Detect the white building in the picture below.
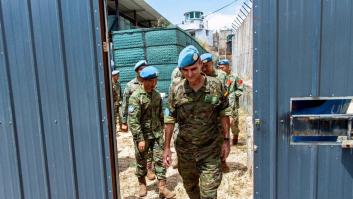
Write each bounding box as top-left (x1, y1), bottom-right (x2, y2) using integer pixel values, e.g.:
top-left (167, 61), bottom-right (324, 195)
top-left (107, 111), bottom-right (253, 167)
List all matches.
top-left (178, 11), bottom-right (214, 47)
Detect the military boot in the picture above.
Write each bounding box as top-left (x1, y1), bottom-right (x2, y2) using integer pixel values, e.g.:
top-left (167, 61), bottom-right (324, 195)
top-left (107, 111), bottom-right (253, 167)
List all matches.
top-left (221, 160), bottom-right (230, 173)
top-left (232, 135), bottom-right (239, 145)
top-left (138, 177), bottom-right (147, 197)
top-left (158, 180), bottom-right (176, 199)
top-left (146, 161), bottom-right (156, 180)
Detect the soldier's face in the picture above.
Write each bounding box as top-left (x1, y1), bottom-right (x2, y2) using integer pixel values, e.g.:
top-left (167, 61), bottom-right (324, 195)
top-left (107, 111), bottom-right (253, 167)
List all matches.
top-left (142, 78), bottom-right (157, 92)
top-left (181, 60), bottom-right (202, 83)
top-left (112, 75), bottom-right (118, 82)
top-left (219, 64), bottom-right (230, 74)
top-left (202, 61), bottom-right (214, 75)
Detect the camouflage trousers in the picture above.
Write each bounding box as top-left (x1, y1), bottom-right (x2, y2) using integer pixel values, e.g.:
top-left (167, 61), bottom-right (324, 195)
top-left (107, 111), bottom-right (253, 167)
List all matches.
top-left (134, 137), bottom-right (166, 180)
top-left (230, 110), bottom-right (239, 136)
top-left (113, 102), bottom-right (121, 127)
top-left (177, 149), bottom-right (222, 199)
top-left (230, 98), bottom-right (240, 136)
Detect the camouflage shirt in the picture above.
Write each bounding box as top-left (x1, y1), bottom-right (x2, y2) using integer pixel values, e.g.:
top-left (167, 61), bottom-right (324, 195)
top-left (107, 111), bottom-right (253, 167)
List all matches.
top-left (170, 67), bottom-right (183, 87)
top-left (128, 86), bottom-right (164, 142)
top-left (209, 69), bottom-right (227, 88)
top-left (121, 78), bottom-right (141, 124)
top-left (225, 73), bottom-right (244, 107)
top-left (165, 76), bottom-right (229, 159)
top-left (112, 80), bottom-right (122, 105)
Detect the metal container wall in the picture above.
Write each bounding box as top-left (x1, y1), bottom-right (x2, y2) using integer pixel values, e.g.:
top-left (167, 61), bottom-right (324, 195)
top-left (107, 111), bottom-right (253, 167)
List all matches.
top-left (254, 0), bottom-right (353, 198)
top-left (0, 0), bottom-right (113, 199)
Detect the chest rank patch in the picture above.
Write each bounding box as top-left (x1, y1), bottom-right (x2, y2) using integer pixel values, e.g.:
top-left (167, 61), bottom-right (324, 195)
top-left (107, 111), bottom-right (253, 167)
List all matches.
top-left (204, 95), bottom-right (219, 105)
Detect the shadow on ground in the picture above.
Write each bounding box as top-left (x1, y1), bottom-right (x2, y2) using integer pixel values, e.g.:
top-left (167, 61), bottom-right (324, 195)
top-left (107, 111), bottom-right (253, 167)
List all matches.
top-left (223, 162), bottom-right (248, 176)
top-left (118, 157), bottom-right (136, 173)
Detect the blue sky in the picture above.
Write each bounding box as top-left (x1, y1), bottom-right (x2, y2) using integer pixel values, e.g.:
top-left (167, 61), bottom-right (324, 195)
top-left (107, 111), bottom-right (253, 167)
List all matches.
top-left (145, 0), bottom-right (247, 30)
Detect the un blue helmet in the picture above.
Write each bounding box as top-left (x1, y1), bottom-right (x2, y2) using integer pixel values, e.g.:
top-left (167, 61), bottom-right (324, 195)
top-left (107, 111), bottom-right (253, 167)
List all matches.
top-left (178, 45), bottom-right (199, 69)
top-left (112, 70), bottom-right (120, 76)
top-left (200, 53), bottom-right (213, 63)
top-left (134, 60), bottom-right (148, 71)
top-left (217, 59), bottom-right (230, 66)
top-left (139, 66), bottom-right (159, 80)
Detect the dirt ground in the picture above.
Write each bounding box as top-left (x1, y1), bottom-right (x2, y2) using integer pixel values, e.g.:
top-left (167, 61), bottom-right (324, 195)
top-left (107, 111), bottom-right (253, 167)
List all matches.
top-left (116, 113), bottom-right (253, 199)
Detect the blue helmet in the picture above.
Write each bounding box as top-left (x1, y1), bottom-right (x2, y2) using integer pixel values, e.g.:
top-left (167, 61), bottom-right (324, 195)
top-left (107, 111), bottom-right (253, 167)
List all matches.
top-left (111, 70), bottom-right (120, 76)
top-left (134, 60), bottom-right (148, 71)
top-left (139, 66), bottom-right (159, 80)
top-left (217, 59), bottom-right (230, 66)
top-left (200, 53), bottom-right (213, 63)
top-left (178, 45), bottom-right (199, 69)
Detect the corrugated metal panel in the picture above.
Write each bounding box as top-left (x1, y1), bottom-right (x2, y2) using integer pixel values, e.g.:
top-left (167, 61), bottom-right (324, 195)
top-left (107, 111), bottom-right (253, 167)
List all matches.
top-left (253, 0), bottom-right (278, 198)
top-left (318, 1), bottom-right (353, 199)
top-left (0, 0), bottom-right (113, 199)
top-left (254, 0), bottom-right (353, 199)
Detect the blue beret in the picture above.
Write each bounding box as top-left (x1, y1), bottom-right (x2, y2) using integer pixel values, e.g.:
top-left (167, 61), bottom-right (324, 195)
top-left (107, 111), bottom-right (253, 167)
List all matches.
top-left (200, 53), bottom-right (213, 63)
top-left (178, 45), bottom-right (199, 69)
top-left (112, 70), bottom-right (120, 75)
top-left (140, 66), bottom-right (159, 80)
top-left (134, 60), bottom-right (148, 71)
top-left (218, 59), bottom-right (230, 66)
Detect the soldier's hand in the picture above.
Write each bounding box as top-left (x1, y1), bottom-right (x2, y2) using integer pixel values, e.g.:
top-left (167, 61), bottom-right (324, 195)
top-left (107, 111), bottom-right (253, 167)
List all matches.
top-left (138, 141), bottom-right (146, 152)
top-left (221, 141), bottom-right (231, 161)
top-left (121, 124), bottom-right (128, 132)
top-left (163, 148), bottom-right (172, 168)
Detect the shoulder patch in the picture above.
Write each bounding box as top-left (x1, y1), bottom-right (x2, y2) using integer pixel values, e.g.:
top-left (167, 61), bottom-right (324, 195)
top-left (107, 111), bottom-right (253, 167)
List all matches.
top-left (128, 105), bottom-right (135, 114)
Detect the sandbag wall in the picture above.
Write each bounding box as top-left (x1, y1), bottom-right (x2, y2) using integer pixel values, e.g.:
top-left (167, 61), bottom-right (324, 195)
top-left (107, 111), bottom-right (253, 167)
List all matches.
top-left (112, 27), bottom-right (207, 94)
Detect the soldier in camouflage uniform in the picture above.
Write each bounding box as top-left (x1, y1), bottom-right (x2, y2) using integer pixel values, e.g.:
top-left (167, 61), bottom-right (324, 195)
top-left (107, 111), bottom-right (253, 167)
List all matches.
top-left (200, 53), bottom-right (227, 87)
top-left (163, 46), bottom-right (231, 199)
top-left (121, 60), bottom-right (156, 180)
top-left (121, 60), bottom-right (146, 131)
top-left (128, 66), bottom-right (175, 198)
top-left (218, 59), bottom-right (244, 145)
top-left (112, 70), bottom-right (122, 130)
top-left (201, 54), bottom-right (233, 173)
top-left (168, 67), bottom-right (184, 169)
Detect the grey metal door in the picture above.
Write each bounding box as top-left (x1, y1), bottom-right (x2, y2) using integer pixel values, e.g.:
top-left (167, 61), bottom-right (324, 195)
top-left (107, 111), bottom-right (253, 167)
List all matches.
top-left (254, 0), bottom-right (353, 199)
top-left (0, 0), bottom-right (113, 198)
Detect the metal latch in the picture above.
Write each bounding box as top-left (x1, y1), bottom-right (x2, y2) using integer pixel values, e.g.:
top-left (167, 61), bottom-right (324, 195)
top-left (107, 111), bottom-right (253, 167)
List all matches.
top-left (255, 118), bottom-right (261, 127)
top-left (341, 140), bottom-right (353, 148)
top-left (347, 118), bottom-right (352, 140)
top-left (342, 118), bottom-right (353, 148)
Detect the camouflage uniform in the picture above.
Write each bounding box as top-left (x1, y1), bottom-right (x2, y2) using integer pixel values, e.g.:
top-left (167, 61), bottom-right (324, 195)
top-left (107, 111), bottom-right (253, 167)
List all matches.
top-left (165, 76), bottom-right (229, 199)
top-left (122, 77), bottom-right (155, 172)
top-left (112, 80), bottom-right (122, 126)
top-left (128, 86), bottom-right (166, 180)
top-left (121, 78), bottom-right (141, 124)
top-left (171, 67), bottom-right (183, 85)
top-left (169, 67), bottom-right (184, 143)
top-left (225, 74), bottom-right (244, 137)
top-left (206, 68), bottom-right (229, 132)
top-left (208, 69), bottom-right (227, 88)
